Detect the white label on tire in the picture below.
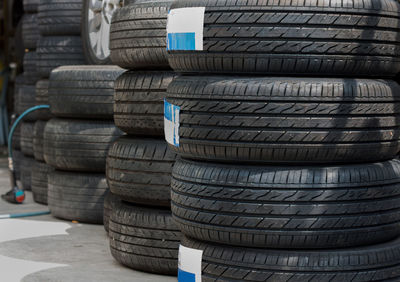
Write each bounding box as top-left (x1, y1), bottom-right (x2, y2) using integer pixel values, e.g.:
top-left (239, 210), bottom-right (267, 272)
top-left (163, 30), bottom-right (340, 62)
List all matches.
top-left (164, 99), bottom-right (180, 147)
top-left (178, 245), bottom-right (203, 282)
top-left (167, 7), bottom-right (205, 51)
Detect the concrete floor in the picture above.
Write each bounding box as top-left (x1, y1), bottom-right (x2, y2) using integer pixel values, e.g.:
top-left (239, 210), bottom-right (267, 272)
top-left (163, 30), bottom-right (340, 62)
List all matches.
top-left (0, 158), bottom-right (177, 282)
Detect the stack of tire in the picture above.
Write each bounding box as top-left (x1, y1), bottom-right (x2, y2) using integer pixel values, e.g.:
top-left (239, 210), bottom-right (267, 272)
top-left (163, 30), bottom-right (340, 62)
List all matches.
top-left (15, 0), bottom-right (41, 193)
top-left (43, 65), bottom-right (123, 223)
top-left (164, 1), bottom-right (400, 281)
top-left (105, 0), bottom-right (181, 275)
top-left (29, 0), bottom-right (86, 205)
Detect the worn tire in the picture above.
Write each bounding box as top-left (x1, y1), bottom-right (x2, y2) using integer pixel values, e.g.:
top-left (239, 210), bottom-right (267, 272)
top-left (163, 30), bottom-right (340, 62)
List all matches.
top-left (49, 66), bottom-right (124, 119)
top-left (23, 52), bottom-right (40, 84)
top-left (38, 0), bottom-right (82, 35)
top-left (22, 14), bottom-right (39, 50)
top-left (15, 84), bottom-right (37, 121)
top-left (21, 155), bottom-right (34, 191)
top-left (13, 150), bottom-right (23, 181)
top-left (12, 126), bottom-right (21, 150)
top-left (172, 158), bottom-right (400, 249)
top-left (114, 70), bottom-right (175, 135)
top-left (44, 118), bottom-right (122, 172)
top-left (110, 0), bottom-right (172, 69)
top-left (35, 79), bottom-right (52, 120)
top-left (103, 192), bottom-right (119, 233)
top-left (33, 120), bottom-right (46, 161)
top-left (24, 0), bottom-right (39, 12)
top-left (106, 137), bottom-right (176, 207)
top-left (182, 236), bottom-right (400, 282)
top-left (166, 76), bottom-right (400, 164)
top-left (168, 0), bottom-right (400, 76)
top-left (31, 161), bottom-right (53, 205)
top-left (48, 170), bottom-right (108, 224)
top-left (109, 200), bottom-right (180, 275)
top-left (37, 36), bottom-right (85, 78)
top-left (20, 121), bottom-right (34, 157)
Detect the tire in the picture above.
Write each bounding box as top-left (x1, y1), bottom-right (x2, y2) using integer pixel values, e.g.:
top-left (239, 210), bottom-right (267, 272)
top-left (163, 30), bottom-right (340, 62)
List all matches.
top-left (15, 84), bottom-right (37, 121)
top-left (20, 121), bottom-right (34, 157)
top-left (110, 0), bottom-right (172, 69)
top-left (22, 14), bottom-right (39, 50)
top-left (49, 66), bottom-right (124, 119)
top-left (14, 74), bottom-right (24, 108)
top-left (166, 76), bottom-right (400, 164)
top-left (167, 0), bottom-right (400, 77)
top-left (37, 36), bottom-right (85, 78)
top-left (172, 158), bottom-right (400, 249)
top-left (21, 155), bottom-right (34, 191)
top-left (24, 0), bottom-right (39, 13)
top-left (48, 170), bottom-right (108, 224)
top-left (35, 79), bottom-right (52, 120)
top-left (33, 120), bottom-right (46, 161)
top-left (31, 161), bottom-right (53, 205)
top-left (14, 20), bottom-right (25, 67)
top-left (109, 200), bottom-right (180, 275)
top-left (23, 52), bottom-right (40, 84)
top-left (182, 236), bottom-right (400, 282)
top-left (114, 70), bottom-right (176, 135)
top-left (81, 0), bottom-right (122, 65)
top-left (44, 118), bottom-right (122, 172)
top-left (38, 0), bottom-right (82, 36)
top-left (13, 150), bottom-right (23, 181)
top-left (106, 137), bottom-right (176, 207)
top-left (12, 126), bottom-right (21, 150)
top-left (103, 192), bottom-right (119, 233)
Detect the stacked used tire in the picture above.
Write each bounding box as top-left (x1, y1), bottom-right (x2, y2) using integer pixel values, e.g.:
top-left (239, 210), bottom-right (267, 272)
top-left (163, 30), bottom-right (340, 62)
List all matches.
top-left (43, 66), bottom-right (123, 223)
top-left (165, 1), bottom-right (400, 281)
top-left (106, 0), bottom-right (181, 275)
top-left (28, 0), bottom-right (85, 204)
top-left (15, 0), bottom-right (41, 193)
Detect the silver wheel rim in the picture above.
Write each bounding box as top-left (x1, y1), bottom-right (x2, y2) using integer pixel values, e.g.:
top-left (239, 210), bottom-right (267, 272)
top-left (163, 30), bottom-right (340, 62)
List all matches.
top-left (88, 0), bottom-right (122, 60)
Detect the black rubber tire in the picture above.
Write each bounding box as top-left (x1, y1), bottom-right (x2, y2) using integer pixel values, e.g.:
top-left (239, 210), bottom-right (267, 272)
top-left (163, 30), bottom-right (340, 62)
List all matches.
top-left (49, 65), bottom-right (124, 119)
top-left (109, 200), bottom-right (181, 275)
top-left (103, 191), bottom-right (119, 233)
top-left (14, 74), bottom-right (25, 109)
top-left (13, 150), bottom-right (23, 181)
top-left (182, 236), bottom-right (400, 282)
top-left (166, 76), bottom-right (400, 164)
top-left (20, 121), bottom-right (34, 157)
top-left (12, 125), bottom-right (21, 150)
top-left (31, 160), bottom-right (53, 205)
top-left (33, 120), bottom-right (46, 161)
top-left (81, 0), bottom-right (122, 65)
top-left (48, 170), bottom-right (108, 224)
top-left (114, 70), bottom-right (176, 135)
top-left (168, 0), bottom-right (400, 77)
top-left (21, 155), bottom-right (34, 191)
top-left (44, 118), bottom-right (122, 172)
top-left (37, 36), bottom-right (85, 78)
top-left (106, 136), bottom-right (176, 207)
top-left (110, 0), bottom-right (172, 69)
top-left (24, 0), bottom-right (39, 13)
top-left (22, 14), bottom-right (39, 50)
top-left (35, 79), bottom-right (52, 120)
top-left (38, 0), bottom-right (82, 36)
top-left (172, 158), bottom-right (400, 249)
top-left (15, 84), bottom-right (37, 121)
top-left (23, 52), bottom-right (40, 84)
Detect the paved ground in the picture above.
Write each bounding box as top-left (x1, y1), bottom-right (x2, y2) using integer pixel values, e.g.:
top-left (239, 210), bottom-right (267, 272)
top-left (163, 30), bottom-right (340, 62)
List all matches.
top-left (0, 157), bottom-right (177, 282)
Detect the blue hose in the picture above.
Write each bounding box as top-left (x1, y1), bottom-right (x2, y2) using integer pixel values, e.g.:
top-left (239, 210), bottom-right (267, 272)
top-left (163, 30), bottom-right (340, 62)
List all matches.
top-left (8, 105), bottom-right (50, 159)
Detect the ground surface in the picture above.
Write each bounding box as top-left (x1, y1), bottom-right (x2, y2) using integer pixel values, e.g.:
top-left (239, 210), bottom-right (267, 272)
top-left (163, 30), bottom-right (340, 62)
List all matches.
top-left (0, 157), bottom-right (177, 282)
